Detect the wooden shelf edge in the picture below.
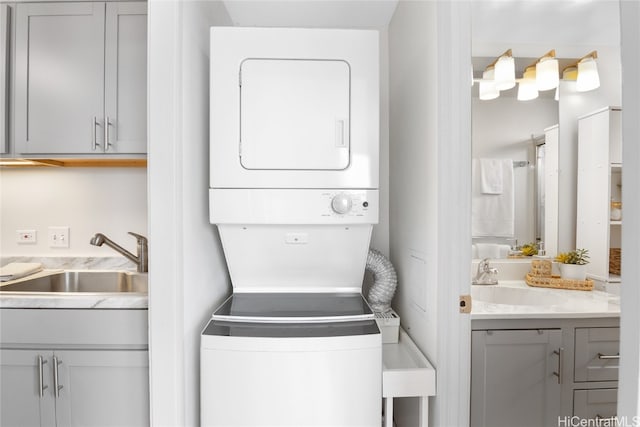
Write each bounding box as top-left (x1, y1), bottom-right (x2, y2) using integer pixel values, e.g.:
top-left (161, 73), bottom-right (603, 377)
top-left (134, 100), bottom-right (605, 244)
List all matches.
top-left (1, 158), bottom-right (147, 168)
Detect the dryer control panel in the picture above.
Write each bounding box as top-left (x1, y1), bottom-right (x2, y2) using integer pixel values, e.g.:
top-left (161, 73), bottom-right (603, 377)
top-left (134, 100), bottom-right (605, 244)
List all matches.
top-left (324, 191), bottom-right (371, 217)
top-left (210, 189), bottom-right (379, 224)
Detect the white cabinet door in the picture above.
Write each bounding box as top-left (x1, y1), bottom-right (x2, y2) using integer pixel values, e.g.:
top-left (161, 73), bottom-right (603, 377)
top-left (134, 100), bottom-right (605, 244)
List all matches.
top-left (104, 2), bottom-right (147, 154)
top-left (14, 2), bottom-right (105, 154)
top-left (54, 350), bottom-right (149, 427)
top-left (471, 329), bottom-right (563, 427)
top-left (0, 4), bottom-right (9, 154)
top-left (0, 349), bottom-right (56, 427)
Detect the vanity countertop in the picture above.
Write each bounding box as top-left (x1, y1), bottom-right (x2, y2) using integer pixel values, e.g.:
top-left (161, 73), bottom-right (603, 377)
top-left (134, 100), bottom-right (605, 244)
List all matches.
top-left (471, 280), bottom-right (620, 320)
top-left (0, 269), bottom-right (148, 309)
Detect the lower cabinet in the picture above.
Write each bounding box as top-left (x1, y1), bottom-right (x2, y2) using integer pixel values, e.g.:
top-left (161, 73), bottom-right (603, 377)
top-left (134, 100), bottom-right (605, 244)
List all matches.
top-left (470, 329), bottom-right (562, 427)
top-left (573, 389), bottom-right (618, 420)
top-left (471, 319), bottom-right (620, 426)
top-left (1, 349), bottom-right (149, 427)
top-left (0, 309), bottom-right (149, 427)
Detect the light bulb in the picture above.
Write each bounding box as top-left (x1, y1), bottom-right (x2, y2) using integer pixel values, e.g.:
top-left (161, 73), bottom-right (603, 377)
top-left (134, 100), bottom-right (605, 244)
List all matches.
top-left (536, 57), bottom-right (559, 91)
top-left (576, 57), bottom-right (600, 92)
top-left (517, 79), bottom-right (538, 101)
top-left (479, 67), bottom-right (499, 100)
top-left (494, 55), bottom-right (516, 91)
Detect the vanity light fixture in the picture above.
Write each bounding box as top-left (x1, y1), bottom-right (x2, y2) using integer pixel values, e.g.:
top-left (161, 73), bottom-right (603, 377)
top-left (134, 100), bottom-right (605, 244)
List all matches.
top-left (563, 51), bottom-right (600, 92)
top-left (492, 49), bottom-right (516, 91)
top-left (517, 65), bottom-right (539, 101)
top-left (479, 66), bottom-right (499, 100)
top-left (535, 49), bottom-right (559, 91)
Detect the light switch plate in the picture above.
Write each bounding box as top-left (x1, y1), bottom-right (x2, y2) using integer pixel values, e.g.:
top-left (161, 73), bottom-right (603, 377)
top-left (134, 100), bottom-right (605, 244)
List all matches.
top-left (48, 226), bottom-right (70, 248)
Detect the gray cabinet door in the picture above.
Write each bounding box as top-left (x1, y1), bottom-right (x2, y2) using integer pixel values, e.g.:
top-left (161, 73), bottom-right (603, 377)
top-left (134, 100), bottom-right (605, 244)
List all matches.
top-left (14, 2), bottom-right (105, 154)
top-left (54, 350), bottom-right (150, 427)
top-left (471, 329), bottom-right (562, 427)
top-left (104, 2), bottom-right (147, 154)
top-left (0, 349), bottom-right (56, 427)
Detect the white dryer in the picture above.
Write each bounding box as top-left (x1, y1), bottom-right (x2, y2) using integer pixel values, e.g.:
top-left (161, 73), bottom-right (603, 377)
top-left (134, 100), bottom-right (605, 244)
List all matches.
top-left (202, 27), bottom-right (381, 427)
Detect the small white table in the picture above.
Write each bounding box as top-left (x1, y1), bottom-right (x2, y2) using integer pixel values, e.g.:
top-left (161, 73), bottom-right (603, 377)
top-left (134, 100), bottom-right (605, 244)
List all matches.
top-left (382, 329), bottom-right (436, 427)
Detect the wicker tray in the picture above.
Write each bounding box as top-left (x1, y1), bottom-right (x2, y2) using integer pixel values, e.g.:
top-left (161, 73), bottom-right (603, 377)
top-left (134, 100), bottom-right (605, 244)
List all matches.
top-left (525, 273), bottom-right (594, 291)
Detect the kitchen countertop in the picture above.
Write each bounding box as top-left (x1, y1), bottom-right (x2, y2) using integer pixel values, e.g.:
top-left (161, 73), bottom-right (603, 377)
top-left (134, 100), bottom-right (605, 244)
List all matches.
top-left (0, 269), bottom-right (148, 309)
top-left (471, 280), bottom-right (620, 320)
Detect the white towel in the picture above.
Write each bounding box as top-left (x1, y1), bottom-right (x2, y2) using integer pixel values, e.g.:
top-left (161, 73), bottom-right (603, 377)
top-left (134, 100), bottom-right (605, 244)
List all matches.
top-left (0, 262), bottom-right (43, 282)
top-left (479, 158), bottom-right (504, 194)
top-left (472, 159), bottom-right (515, 238)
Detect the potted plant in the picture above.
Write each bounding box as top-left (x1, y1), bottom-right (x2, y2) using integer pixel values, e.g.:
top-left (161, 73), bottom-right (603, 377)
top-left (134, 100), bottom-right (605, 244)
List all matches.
top-left (555, 249), bottom-right (590, 280)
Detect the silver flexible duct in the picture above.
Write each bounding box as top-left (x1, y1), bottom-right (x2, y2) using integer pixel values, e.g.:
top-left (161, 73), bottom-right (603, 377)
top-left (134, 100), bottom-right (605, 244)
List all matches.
top-left (365, 249), bottom-right (398, 313)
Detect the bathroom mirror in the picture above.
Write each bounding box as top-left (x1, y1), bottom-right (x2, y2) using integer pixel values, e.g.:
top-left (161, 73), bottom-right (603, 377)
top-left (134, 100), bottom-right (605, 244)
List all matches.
top-left (471, 1), bottom-right (622, 260)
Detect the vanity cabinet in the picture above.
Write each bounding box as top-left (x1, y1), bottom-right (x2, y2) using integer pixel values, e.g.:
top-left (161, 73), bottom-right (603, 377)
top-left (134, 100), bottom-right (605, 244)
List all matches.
top-left (573, 389), bottom-right (618, 419)
top-left (0, 309), bottom-right (149, 427)
top-left (576, 107), bottom-right (622, 285)
top-left (471, 319), bottom-right (620, 425)
top-left (13, 2), bottom-right (147, 155)
top-left (470, 329), bottom-right (562, 427)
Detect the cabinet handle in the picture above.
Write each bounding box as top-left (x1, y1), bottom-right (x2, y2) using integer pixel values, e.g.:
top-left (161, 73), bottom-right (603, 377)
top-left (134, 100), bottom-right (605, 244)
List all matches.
top-left (553, 347), bottom-right (564, 384)
top-left (104, 116), bottom-right (112, 152)
top-left (38, 355), bottom-right (48, 397)
top-left (53, 356), bottom-right (63, 398)
top-left (92, 117), bottom-right (100, 151)
top-left (598, 352), bottom-right (620, 360)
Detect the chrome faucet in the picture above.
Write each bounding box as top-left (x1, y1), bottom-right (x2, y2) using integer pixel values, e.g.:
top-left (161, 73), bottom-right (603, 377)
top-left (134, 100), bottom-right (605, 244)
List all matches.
top-left (90, 232), bottom-right (148, 273)
top-left (472, 258), bottom-right (498, 285)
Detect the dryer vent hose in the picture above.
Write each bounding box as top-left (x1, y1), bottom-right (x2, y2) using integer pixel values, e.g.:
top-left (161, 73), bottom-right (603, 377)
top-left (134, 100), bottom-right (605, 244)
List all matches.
top-left (365, 249), bottom-right (398, 313)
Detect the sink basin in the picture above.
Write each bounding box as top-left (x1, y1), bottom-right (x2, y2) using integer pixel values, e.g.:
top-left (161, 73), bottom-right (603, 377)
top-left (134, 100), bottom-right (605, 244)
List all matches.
top-left (0, 271), bottom-right (147, 294)
top-left (471, 285), bottom-right (568, 306)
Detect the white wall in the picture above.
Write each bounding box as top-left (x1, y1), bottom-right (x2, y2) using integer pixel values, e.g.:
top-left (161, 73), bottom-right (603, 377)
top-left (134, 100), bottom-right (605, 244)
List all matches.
top-left (147, 1), bottom-right (233, 426)
top-left (472, 96), bottom-right (558, 245)
top-left (0, 168), bottom-right (147, 256)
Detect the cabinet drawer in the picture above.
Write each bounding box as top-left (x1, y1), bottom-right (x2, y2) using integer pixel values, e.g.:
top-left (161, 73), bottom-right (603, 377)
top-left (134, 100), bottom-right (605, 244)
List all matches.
top-left (573, 389), bottom-right (617, 419)
top-left (575, 327), bottom-right (620, 382)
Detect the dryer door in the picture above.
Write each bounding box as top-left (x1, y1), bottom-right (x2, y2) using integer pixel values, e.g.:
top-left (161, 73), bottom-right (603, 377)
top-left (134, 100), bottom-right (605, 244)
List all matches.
top-left (239, 59), bottom-right (350, 170)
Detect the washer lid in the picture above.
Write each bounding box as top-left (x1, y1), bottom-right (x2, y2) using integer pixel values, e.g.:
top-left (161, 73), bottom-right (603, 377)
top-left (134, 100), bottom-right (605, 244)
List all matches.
top-left (212, 292), bottom-right (374, 324)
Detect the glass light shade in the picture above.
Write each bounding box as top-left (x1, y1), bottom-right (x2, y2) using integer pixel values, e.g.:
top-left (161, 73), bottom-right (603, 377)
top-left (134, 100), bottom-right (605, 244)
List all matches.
top-left (536, 57), bottom-right (559, 91)
top-left (517, 79), bottom-right (538, 101)
top-left (576, 58), bottom-right (600, 92)
top-left (494, 56), bottom-right (516, 91)
top-left (479, 68), bottom-right (499, 100)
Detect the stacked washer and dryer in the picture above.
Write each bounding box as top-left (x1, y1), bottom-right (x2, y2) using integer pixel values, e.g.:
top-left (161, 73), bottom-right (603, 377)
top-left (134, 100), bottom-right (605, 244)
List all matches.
top-left (201, 27), bottom-right (381, 426)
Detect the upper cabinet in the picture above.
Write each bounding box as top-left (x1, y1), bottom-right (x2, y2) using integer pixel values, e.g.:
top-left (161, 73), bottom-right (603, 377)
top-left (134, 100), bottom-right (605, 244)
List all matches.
top-left (13, 2), bottom-right (147, 155)
top-left (576, 107), bottom-right (622, 285)
top-left (0, 4), bottom-right (9, 154)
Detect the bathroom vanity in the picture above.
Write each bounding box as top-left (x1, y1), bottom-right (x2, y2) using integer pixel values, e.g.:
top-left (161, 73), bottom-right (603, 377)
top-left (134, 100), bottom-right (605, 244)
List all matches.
top-left (470, 281), bottom-right (620, 426)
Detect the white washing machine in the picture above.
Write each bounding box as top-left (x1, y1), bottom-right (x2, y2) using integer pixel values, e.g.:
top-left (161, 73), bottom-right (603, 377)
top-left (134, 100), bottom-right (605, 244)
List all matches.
top-left (202, 27), bottom-right (381, 426)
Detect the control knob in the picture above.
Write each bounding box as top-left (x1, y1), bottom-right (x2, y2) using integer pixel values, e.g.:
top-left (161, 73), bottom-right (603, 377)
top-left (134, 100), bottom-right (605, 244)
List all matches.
top-left (331, 193), bottom-right (353, 215)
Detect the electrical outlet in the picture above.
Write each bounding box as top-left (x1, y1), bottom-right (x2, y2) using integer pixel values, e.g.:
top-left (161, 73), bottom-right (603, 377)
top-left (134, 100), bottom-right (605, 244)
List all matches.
top-left (48, 226), bottom-right (70, 248)
top-left (16, 229), bottom-right (37, 244)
